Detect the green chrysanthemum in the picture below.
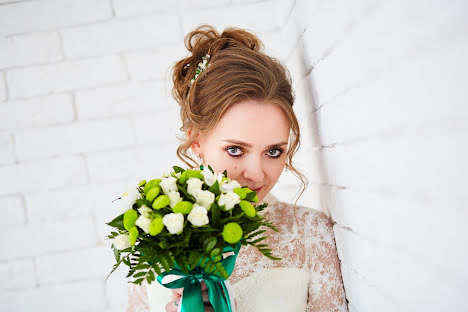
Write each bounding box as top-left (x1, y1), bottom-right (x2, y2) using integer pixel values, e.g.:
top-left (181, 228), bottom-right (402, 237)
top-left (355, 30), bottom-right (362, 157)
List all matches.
top-left (179, 169), bottom-right (204, 184)
top-left (149, 216), bottom-right (164, 236)
top-left (222, 222), bottom-right (243, 244)
top-left (145, 186), bottom-right (160, 202)
top-left (123, 209), bottom-right (138, 231)
top-left (144, 179), bottom-right (161, 194)
top-left (152, 195), bottom-right (170, 210)
top-left (172, 201), bottom-right (193, 214)
top-left (239, 200), bottom-right (256, 217)
top-left (128, 226), bottom-right (139, 245)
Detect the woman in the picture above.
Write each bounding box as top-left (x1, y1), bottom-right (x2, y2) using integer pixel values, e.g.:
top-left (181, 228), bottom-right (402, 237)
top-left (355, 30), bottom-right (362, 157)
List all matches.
top-left (126, 24), bottom-right (348, 312)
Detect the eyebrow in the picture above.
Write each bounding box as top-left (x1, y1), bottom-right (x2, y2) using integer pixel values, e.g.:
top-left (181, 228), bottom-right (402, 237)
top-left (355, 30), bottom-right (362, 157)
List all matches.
top-left (222, 139), bottom-right (288, 149)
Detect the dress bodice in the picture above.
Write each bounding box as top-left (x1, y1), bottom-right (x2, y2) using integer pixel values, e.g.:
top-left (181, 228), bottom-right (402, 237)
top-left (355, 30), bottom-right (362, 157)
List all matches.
top-left (126, 193), bottom-right (348, 312)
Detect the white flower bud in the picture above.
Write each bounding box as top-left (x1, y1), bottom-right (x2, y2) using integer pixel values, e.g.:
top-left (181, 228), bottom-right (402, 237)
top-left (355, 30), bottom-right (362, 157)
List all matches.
top-left (187, 177), bottom-right (203, 197)
top-left (162, 167), bottom-right (175, 178)
top-left (167, 190), bottom-right (182, 208)
top-left (114, 234), bottom-right (131, 250)
top-left (219, 180), bottom-right (241, 193)
top-left (218, 191), bottom-right (241, 211)
top-left (194, 190), bottom-right (215, 210)
top-left (187, 203), bottom-right (209, 227)
top-left (202, 166), bottom-right (216, 187)
top-left (160, 176), bottom-right (178, 195)
top-left (135, 215), bottom-right (152, 234)
top-left (137, 205), bottom-right (153, 218)
top-left (162, 213), bottom-right (184, 234)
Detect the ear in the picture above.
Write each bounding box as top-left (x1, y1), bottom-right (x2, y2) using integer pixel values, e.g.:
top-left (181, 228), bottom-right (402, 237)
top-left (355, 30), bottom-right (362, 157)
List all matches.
top-left (188, 126), bottom-right (203, 157)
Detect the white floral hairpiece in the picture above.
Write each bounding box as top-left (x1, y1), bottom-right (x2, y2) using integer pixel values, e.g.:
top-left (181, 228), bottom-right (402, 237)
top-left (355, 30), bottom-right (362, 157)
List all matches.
top-left (189, 54), bottom-right (211, 87)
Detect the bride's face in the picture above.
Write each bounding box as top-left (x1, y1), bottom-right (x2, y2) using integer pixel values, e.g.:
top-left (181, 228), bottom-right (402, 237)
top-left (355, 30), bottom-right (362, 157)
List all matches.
top-left (190, 99), bottom-right (290, 202)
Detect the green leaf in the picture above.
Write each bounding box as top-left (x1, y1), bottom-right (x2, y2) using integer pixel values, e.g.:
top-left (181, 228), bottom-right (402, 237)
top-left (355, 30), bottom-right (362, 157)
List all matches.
top-left (209, 248), bottom-right (220, 258)
top-left (244, 191), bottom-right (257, 201)
top-left (106, 213), bottom-right (125, 231)
top-left (148, 269), bottom-right (155, 283)
top-left (173, 166), bottom-right (185, 173)
top-left (220, 212), bottom-right (244, 224)
top-left (105, 258), bottom-right (122, 282)
top-left (208, 180), bottom-right (220, 196)
top-left (177, 184), bottom-right (196, 202)
top-left (203, 237), bottom-right (217, 254)
top-left (133, 278), bottom-right (145, 285)
top-left (133, 271), bottom-right (147, 278)
top-left (113, 246), bottom-right (120, 262)
top-left (136, 198), bottom-right (152, 208)
top-left (210, 202), bottom-right (220, 225)
top-left (222, 169), bottom-right (227, 177)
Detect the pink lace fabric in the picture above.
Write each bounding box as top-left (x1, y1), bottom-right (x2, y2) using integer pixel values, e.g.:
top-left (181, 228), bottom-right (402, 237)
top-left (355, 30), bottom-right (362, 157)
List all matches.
top-left (126, 193), bottom-right (348, 312)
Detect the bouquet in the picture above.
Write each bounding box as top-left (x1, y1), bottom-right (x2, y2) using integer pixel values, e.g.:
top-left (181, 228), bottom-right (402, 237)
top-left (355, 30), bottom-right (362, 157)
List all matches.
top-left (105, 164), bottom-right (281, 312)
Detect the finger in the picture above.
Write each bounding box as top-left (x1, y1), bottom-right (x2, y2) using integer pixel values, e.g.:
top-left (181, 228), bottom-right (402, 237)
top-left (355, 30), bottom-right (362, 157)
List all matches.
top-left (165, 300), bottom-right (178, 312)
top-left (171, 288), bottom-right (183, 300)
top-left (201, 288), bottom-right (209, 303)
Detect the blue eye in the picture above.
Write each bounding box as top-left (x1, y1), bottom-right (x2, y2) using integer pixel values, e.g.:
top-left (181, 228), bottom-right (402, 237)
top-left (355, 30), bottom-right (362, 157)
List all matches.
top-left (226, 146), bottom-right (284, 158)
top-left (268, 148), bottom-right (284, 158)
top-left (226, 146), bottom-right (243, 157)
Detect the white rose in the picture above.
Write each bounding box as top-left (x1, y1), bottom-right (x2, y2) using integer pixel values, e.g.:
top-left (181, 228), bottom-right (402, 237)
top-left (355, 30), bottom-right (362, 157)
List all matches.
top-left (187, 177), bottom-right (203, 197)
top-left (160, 176), bottom-right (178, 195)
top-left (194, 190), bottom-right (215, 210)
top-left (116, 186), bottom-right (140, 215)
top-left (162, 213), bottom-right (184, 234)
top-left (114, 234), bottom-right (131, 250)
top-left (135, 215), bottom-right (152, 234)
top-left (187, 203), bottom-right (209, 227)
top-left (175, 172), bottom-right (181, 178)
top-left (202, 166), bottom-right (216, 187)
top-left (218, 191), bottom-right (241, 211)
top-left (216, 173), bottom-right (225, 184)
top-left (137, 205), bottom-right (153, 218)
top-left (167, 190), bottom-right (182, 208)
top-left (219, 180), bottom-right (241, 193)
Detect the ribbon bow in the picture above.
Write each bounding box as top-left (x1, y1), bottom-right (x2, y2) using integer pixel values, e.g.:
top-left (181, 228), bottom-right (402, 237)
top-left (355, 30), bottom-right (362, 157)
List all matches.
top-left (157, 243), bottom-right (241, 312)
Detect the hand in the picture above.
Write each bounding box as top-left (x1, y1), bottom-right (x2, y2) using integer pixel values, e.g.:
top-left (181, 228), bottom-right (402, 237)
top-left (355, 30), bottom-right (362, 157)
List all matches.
top-left (165, 281), bottom-right (237, 312)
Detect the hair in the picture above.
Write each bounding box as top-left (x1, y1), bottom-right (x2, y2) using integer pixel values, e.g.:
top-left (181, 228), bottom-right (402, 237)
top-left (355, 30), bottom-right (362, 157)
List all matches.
top-left (170, 24), bottom-right (309, 219)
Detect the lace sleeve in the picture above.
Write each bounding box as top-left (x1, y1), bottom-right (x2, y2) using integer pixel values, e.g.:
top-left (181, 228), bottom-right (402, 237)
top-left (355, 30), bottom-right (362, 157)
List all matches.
top-left (126, 283), bottom-right (150, 312)
top-left (305, 210), bottom-right (348, 312)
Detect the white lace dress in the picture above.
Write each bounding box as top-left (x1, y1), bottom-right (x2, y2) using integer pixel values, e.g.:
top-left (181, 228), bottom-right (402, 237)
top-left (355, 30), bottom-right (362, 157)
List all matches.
top-left (126, 193), bottom-right (348, 312)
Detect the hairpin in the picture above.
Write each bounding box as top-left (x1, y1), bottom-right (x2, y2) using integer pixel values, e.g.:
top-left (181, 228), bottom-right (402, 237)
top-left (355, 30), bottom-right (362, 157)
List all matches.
top-left (189, 54), bottom-right (211, 87)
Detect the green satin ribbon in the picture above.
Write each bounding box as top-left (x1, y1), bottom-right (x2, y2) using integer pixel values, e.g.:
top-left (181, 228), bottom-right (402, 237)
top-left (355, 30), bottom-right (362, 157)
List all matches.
top-left (156, 243), bottom-right (241, 312)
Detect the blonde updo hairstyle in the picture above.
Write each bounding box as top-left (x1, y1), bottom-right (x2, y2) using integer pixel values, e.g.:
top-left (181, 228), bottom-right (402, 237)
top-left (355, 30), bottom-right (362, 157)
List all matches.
top-left (171, 24), bottom-right (308, 211)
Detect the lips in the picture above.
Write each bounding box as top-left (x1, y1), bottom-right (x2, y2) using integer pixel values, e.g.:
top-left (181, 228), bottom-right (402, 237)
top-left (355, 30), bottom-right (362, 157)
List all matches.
top-left (252, 187), bottom-right (263, 193)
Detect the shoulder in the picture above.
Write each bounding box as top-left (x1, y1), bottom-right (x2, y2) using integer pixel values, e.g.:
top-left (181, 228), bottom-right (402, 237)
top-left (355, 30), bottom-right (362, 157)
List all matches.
top-left (270, 200), bottom-right (336, 242)
top-left (273, 200), bottom-right (333, 228)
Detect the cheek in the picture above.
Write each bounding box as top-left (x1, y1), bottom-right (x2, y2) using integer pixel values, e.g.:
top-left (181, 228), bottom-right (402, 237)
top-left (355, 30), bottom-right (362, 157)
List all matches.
top-left (266, 157), bottom-right (287, 181)
top-left (203, 149), bottom-right (237, 175)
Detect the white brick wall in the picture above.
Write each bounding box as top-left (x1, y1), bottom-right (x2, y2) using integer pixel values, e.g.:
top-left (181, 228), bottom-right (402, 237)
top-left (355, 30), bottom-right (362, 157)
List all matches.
top-left (0, 1), bottom-right (301, 311)
top-left (288, 0), bottom-right (468, 311)
top-left (3, 0), bottom-right (465, 311)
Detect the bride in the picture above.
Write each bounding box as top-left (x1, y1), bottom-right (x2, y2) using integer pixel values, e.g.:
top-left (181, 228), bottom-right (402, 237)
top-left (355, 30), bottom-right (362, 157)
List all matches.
top-left (126, 24), bottom-right (348, 312)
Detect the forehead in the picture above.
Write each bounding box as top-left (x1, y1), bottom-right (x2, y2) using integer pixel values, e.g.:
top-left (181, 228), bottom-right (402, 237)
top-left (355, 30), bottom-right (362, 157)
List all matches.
top-left (207, 99), bottom-right (290, 144)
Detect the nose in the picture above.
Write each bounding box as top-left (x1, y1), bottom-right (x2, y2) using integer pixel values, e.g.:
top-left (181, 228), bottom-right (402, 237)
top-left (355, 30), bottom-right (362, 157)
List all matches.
top-left (242, 155), bottom-right (265, 184)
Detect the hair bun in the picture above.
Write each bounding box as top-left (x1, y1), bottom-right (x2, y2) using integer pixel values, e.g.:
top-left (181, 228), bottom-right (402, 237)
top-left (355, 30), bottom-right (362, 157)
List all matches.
top-left (185, 24), bottom-right (264, 56)
top-left (171, 24), bottom-right (264, 104)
